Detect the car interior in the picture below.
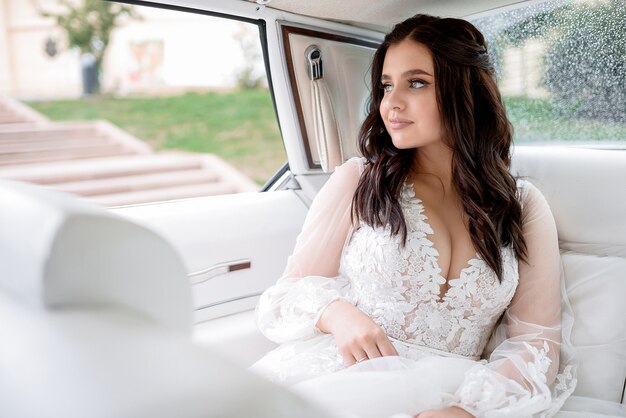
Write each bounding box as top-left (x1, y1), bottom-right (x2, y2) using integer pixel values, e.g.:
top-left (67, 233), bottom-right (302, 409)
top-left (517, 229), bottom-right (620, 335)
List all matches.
top-left (0, 0), bottom-right (624, 416)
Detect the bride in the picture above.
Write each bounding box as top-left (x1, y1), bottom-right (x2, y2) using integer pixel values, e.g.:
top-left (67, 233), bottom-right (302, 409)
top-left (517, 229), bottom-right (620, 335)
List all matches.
top-left (251, 14), bottom-right (576, 418)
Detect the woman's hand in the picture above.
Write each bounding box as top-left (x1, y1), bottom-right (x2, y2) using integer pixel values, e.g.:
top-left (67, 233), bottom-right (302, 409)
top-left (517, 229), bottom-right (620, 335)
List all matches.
top-left (415, 406), bottom-right (474, 418)
top-left (316, 300), bottom-right (398, 366)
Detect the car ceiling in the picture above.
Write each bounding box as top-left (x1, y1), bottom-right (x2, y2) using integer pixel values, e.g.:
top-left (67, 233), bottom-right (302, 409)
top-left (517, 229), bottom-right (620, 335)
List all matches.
top-left (245, 0), bottom-right (531, 31)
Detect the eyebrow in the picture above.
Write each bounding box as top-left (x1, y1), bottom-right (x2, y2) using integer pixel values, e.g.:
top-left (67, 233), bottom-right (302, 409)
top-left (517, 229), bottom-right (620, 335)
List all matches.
top-left (380, 68), bottom-right (433, 80)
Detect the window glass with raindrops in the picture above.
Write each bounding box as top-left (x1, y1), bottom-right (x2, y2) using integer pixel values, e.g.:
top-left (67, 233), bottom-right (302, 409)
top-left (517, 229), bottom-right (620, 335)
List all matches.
top-left (471, 0), bottom-right (625, 147)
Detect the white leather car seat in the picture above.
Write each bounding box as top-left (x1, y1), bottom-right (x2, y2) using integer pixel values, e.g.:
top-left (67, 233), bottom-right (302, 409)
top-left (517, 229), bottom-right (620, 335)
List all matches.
top-left (197, 145), bottom-right (626, 416)
top-left (511, 146), bottom-right (626, 416)
top-left (0, 180), bottom-right (332, 418)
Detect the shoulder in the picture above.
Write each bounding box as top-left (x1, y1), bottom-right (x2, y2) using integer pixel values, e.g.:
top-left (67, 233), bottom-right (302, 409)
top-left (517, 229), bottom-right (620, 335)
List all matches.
top-left (516, 179), bottom-right (554, 225)
top-left (336, 156), bottom-right (366, 177)
top-left (311, 157), bottom-right (365, 208)
top-left (324, 157), bottom-right (365, 190)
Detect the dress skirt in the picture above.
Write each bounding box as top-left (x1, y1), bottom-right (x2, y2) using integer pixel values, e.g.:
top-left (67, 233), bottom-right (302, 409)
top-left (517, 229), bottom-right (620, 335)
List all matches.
top-left (250, 334), bottom-right (481, 418)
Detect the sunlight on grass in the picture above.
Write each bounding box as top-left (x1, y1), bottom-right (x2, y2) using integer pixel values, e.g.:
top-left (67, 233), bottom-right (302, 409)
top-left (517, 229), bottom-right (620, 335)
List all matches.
top-left (28, 90), bottom-right (286, 185)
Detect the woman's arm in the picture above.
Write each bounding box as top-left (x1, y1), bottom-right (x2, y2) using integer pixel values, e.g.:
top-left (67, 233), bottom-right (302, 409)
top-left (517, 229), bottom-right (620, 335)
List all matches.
top-left (256, 157), bottom-right (362, 342)
top-left (451, 181), bottom-right (576, 417)
top-left (256, 157), bottom-right (398, 364)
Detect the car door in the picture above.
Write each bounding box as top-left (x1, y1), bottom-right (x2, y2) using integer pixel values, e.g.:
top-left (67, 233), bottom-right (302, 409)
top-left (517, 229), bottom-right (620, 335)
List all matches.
top-left (110, 0), bottom-right (381, 365)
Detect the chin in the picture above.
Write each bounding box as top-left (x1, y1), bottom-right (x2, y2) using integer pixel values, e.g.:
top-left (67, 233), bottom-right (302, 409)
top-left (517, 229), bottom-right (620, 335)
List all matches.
top-left (391, 138), bottom-right (418, 150)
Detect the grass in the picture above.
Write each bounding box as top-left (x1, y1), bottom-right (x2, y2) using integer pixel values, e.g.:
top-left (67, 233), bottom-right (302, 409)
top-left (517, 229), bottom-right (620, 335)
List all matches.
top-left (28, 90), bottom-right (286, 185)
top-left (503, 96), bottom-right (626, 144)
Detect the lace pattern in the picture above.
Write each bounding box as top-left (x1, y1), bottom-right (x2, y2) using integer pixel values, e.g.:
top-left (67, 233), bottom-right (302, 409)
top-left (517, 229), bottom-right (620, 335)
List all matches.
top-left (340, 182), bottom-right (519, 358)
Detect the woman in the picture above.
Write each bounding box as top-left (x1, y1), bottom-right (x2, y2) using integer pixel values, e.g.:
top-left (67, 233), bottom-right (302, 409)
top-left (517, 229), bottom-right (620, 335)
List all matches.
top-left (252, 14), bottom-right (576, 418)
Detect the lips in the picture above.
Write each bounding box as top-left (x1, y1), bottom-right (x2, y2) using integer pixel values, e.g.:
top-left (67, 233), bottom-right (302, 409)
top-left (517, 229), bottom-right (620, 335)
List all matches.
top-left (388, 117), bottom-right (413, 130)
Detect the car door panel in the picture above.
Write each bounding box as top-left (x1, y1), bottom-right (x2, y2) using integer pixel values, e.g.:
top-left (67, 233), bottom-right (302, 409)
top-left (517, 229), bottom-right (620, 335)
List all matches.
top-left (111, 190), bottom-right (307, 321)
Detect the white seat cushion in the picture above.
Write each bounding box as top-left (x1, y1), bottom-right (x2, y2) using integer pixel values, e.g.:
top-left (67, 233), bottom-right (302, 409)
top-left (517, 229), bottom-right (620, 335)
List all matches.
top-left (512, 146), bottom-right (626, 403)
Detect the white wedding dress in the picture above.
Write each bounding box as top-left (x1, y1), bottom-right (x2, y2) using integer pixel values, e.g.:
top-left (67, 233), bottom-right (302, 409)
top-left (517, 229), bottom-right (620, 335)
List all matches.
top-left (251, 157), bottom-right (577, 418)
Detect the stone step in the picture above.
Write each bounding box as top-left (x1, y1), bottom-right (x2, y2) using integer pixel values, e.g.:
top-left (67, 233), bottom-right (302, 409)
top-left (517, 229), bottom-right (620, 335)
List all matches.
top-left (88, 182), bottom-right (238, 207)
top-left (0, 144), bottom-right (133, 166)
top-left (0, 137), bottom-right (112, 153)
top-left (0, 120), bottom-right (151, 155)
top-left (0, 153), bottom-right (204, 184)
top-left (0, 124), bottom-right (100, 139)
top-left (54, 169), bottom-right (220, 197)
top-left (0, 133), bottom-right (105, 143)
top-left (0, 99), bottom-right (257, 207)
top-left (0, 114), bottom-right (28, 124)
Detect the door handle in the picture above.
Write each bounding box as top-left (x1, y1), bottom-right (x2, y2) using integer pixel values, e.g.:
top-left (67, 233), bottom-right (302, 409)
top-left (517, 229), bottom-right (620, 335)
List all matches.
top-left (188, 259), bottom-right (251, 285)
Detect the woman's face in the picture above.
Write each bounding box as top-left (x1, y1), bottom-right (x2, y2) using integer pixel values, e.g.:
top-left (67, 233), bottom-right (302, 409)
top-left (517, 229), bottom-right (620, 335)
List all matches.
top-left (379, 39), bottom-right (442, 151)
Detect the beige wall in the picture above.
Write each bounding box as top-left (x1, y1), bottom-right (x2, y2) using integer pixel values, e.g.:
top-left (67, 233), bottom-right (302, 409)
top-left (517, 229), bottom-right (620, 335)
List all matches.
top-left (0, 0), bottom-right (257, 100)
top-left (0, 0), bottom-right (82, 99)
top-left (0, 0), bottom-right (13, 95)
top-left (500, 39), bottom-right (549, 99)
top-left (102, 8), bottom-right (250, 95)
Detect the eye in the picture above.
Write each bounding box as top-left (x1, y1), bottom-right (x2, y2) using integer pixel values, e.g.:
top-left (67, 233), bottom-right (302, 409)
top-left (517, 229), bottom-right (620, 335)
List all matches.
top-left (409, 79), bottom-right (426, 89)
top-left (380, 83), bottom-right (393, 93)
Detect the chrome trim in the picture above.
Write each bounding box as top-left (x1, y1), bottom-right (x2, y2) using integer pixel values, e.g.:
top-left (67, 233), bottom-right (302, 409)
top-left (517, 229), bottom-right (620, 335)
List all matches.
top-left (188, 259), bottom-right (252, 285)
top-left (265, 169), bottom-right (301, 192)
top-left (195, 292), bottom-right (262, 311)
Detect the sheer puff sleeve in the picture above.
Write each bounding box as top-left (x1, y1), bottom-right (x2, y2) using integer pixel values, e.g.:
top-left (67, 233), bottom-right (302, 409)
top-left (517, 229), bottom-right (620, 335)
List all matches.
top-left (256, 157), bottom-right (363, 344)
top-left (452, 180), bottom-right (577, 418)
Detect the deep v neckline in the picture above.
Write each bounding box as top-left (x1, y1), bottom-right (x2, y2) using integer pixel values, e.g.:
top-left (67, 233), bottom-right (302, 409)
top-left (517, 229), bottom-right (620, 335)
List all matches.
top-left (402, 182), bottom-right (482, 303)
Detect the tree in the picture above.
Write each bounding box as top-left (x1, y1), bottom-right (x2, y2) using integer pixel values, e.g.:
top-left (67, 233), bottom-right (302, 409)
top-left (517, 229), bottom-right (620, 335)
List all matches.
top-left (233, 23), bottom-right (265, 90)
top-left (488, 0), bottom-right (625, 122)
top-left (542, 0), bottom-right (625, 122)
top-left (42, 0), bottom-right (137, 94)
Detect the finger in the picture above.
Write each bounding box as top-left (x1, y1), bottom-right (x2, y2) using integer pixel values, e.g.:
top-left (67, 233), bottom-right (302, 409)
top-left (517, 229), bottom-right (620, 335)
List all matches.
top-left (362, 339), bottom-right (383, 359)
top-left (343, 354), bottom-right (356, 367)
top-left (339, 347), bottom-right (357, 367)
top-left (352, 348), bottom-right (369, 365)
top-left (377, 335), bottom-right (399, 356)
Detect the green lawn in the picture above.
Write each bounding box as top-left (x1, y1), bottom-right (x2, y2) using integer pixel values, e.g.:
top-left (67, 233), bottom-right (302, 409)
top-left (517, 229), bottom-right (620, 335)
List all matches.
top-left (28, 90), bottom-right (286, 185)
top-left (504, 96), bottom-right (626, 144)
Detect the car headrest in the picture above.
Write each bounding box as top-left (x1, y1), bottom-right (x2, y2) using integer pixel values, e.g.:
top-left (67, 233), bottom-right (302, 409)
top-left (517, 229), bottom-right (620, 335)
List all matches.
top-left (511, 146), bottom-right (626, 256)
top-left (0, 180), bottom-right (192, 333)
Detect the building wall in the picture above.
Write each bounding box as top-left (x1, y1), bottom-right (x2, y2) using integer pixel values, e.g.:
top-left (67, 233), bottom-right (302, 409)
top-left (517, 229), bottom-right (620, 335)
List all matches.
top-left (0, 0), bottom-right (82, 99)
top-left (500, 39), bottom-right (549, 99)
top-left (0, 0), bottom-right (252, 100)
top-left (0, 0), bottom-right (13, 95)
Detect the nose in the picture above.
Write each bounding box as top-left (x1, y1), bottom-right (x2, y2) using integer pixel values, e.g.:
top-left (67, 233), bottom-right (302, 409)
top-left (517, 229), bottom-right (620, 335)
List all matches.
top-left (382, 88), bottom-right (405, 111)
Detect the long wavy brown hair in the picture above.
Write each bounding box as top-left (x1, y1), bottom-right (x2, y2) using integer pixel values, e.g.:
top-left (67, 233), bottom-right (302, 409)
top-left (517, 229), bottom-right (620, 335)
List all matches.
top-left (352, 14), bottom-right (527, 280)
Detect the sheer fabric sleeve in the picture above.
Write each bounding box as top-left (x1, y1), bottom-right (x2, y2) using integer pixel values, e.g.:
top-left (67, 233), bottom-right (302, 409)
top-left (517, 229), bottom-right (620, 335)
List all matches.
top-left (452, 181), bottom-right (577, 418)
top-left (256, 157), bottom-right (363, 343)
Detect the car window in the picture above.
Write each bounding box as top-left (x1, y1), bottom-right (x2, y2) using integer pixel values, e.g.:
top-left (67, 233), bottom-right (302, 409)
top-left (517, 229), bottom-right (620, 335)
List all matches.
top-left (471, 0), bottom-right (625, 147)
top-left (0, 2), bottom-right (284, 207)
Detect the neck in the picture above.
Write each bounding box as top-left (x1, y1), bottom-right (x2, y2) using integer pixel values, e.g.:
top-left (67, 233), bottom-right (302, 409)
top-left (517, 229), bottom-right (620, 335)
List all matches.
top-left (412, 143), bottom-right (454, 191)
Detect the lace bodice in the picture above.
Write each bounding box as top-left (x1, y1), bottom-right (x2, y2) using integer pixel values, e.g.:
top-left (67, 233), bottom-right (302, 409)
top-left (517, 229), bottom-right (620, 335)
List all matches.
top-left (255, 157), bottom-right (576, 417)
top-left (340, 183), bottom-right (518, 359)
